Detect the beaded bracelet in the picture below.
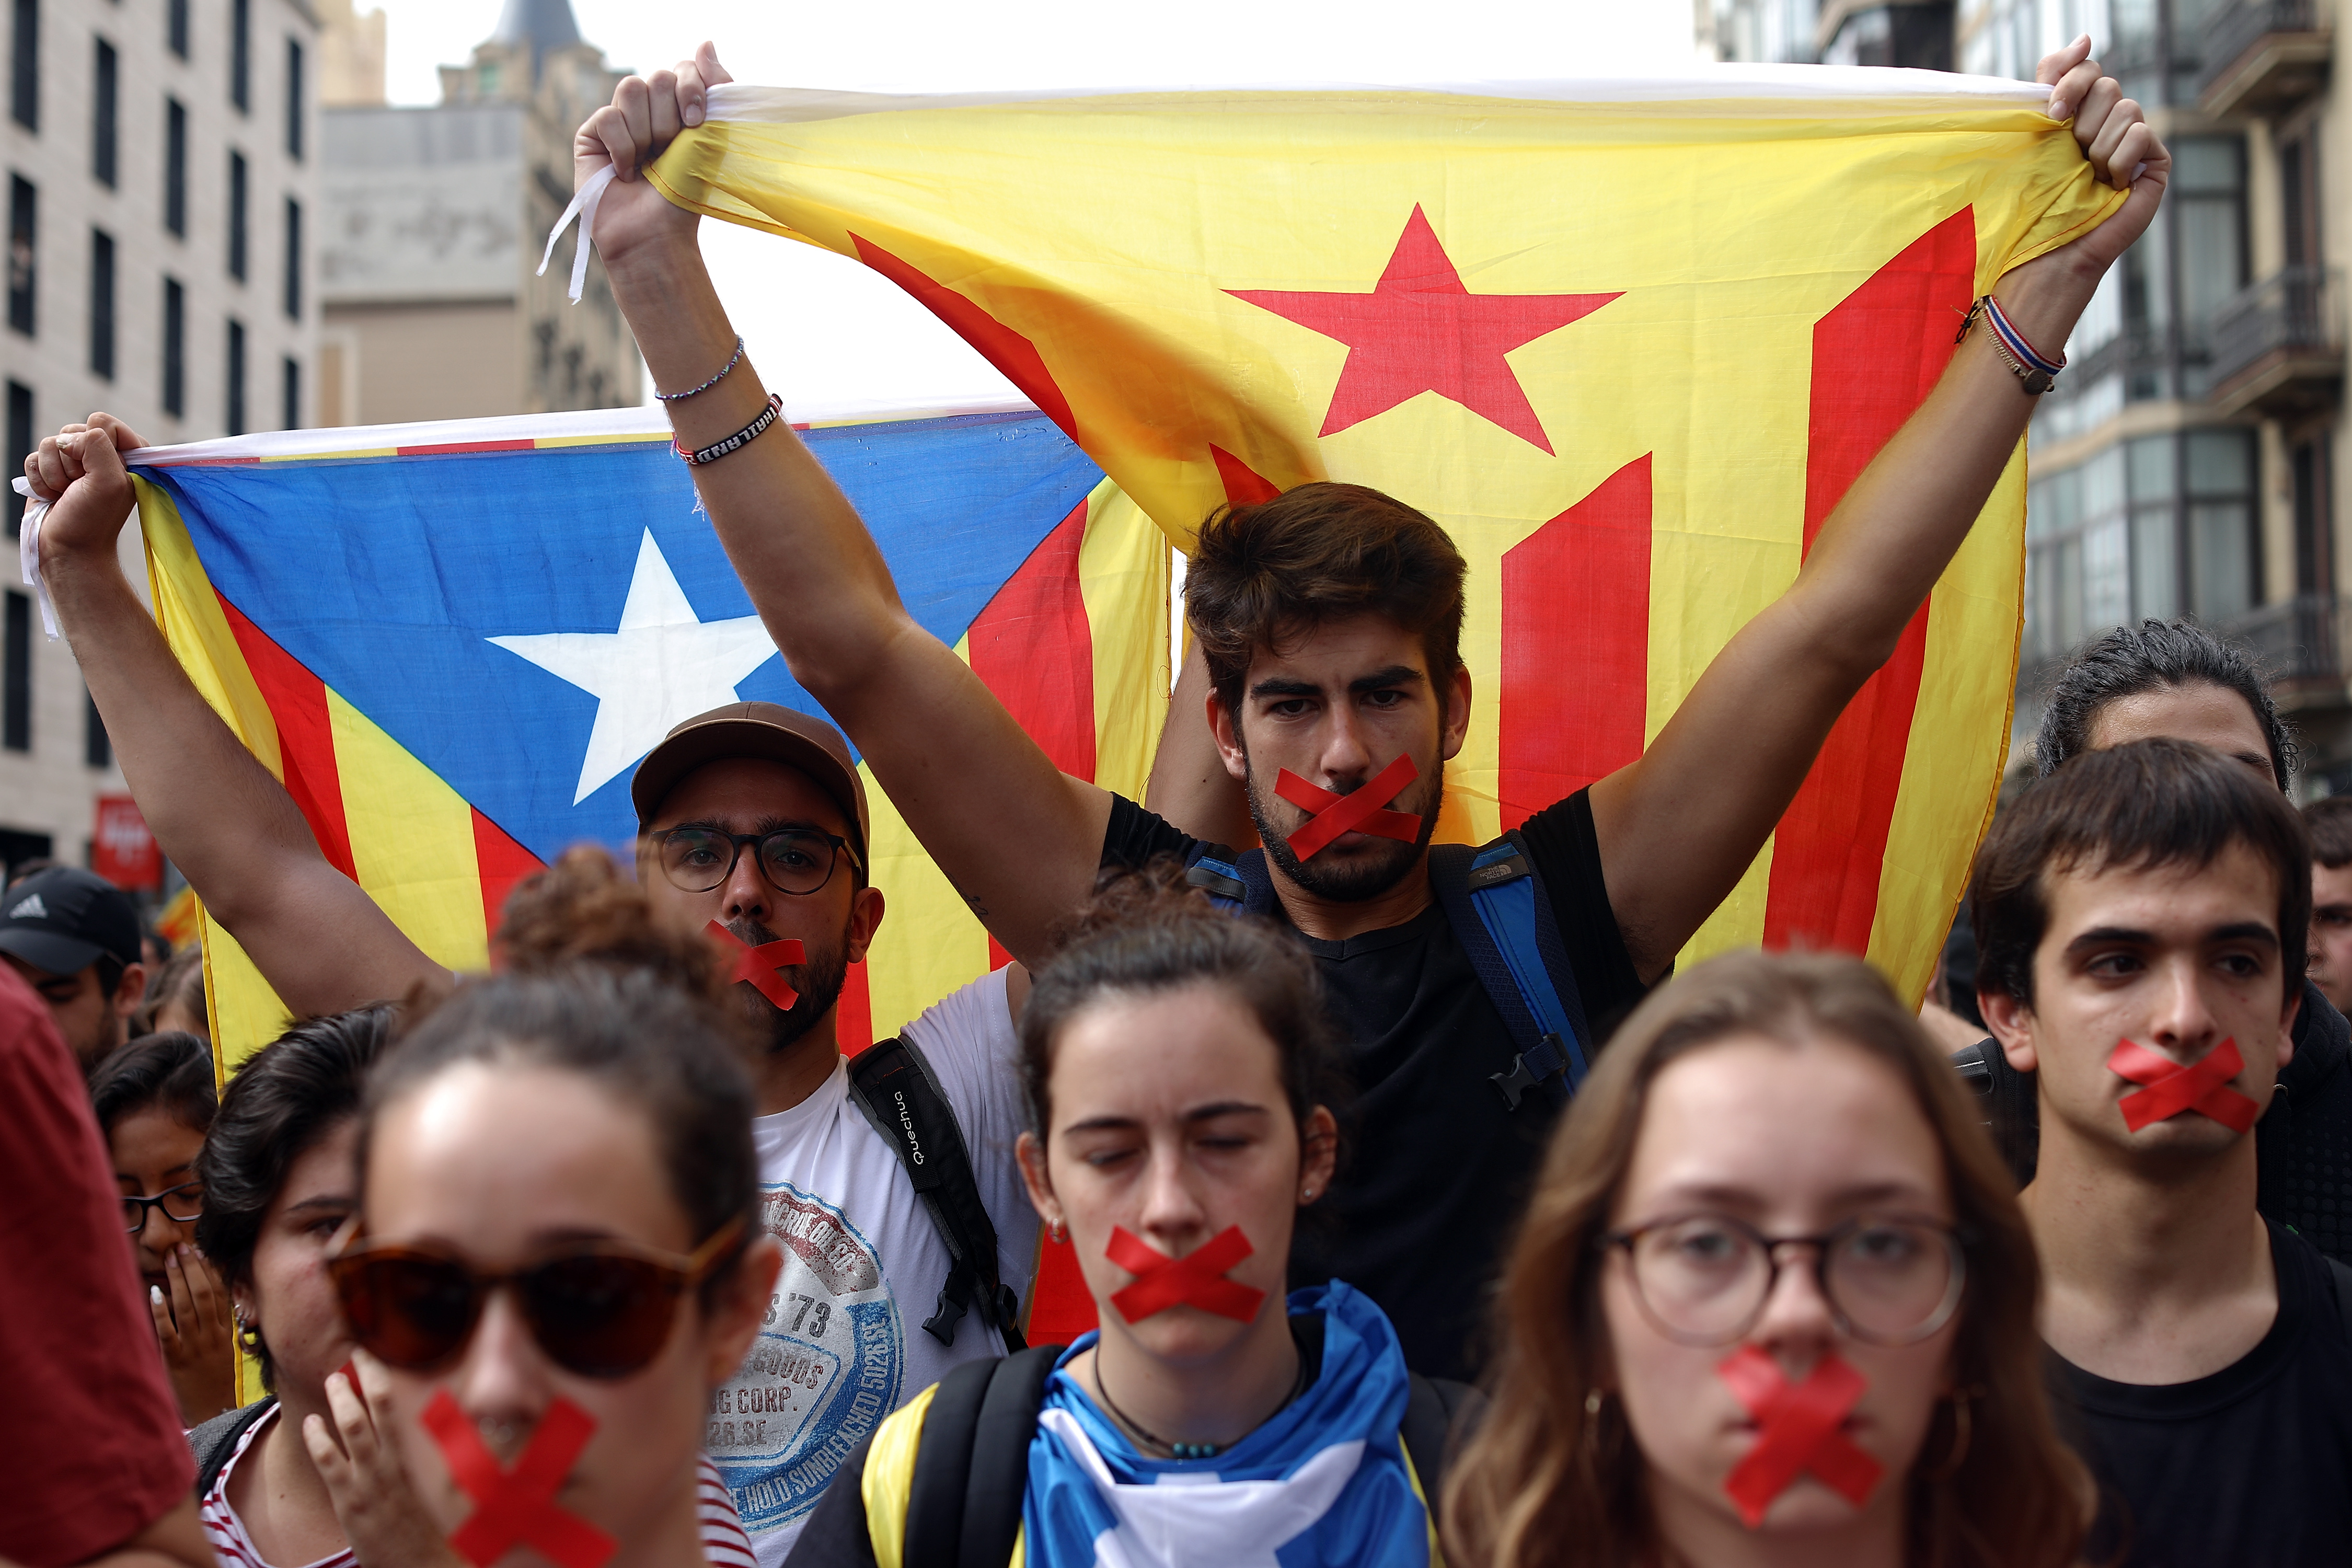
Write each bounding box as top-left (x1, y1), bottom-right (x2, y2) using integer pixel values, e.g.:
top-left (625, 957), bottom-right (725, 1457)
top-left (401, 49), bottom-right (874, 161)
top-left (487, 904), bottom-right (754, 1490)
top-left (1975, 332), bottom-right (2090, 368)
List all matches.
top-left (654, 336), bottom-right (746, 403)
top-left (674, 393), bottom-right (785, 467)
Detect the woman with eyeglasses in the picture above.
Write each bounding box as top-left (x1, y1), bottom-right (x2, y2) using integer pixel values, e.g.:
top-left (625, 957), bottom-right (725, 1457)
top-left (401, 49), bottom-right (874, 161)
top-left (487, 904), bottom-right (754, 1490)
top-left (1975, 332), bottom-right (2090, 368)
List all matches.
top-left (1441, 951), bottom-right (2091, 1568)
top-left (324, 920), bottom-right (786, 1566)
top-left (790, 868), bottom-right (1475, 1568)
top-left (91, 1028), bottom-right (236, 1426)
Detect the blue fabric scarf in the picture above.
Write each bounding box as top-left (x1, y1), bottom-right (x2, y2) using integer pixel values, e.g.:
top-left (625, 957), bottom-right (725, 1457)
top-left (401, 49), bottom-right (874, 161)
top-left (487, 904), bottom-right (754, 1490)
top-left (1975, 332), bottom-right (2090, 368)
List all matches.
top-left (1021, 1282), bottom-right (1431, 1568)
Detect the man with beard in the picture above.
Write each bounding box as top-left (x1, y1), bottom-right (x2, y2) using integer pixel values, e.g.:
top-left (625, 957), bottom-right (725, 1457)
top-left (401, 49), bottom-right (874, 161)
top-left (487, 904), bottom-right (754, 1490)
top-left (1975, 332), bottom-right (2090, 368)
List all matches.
top-left (23, 419), bottom-right (1034, 1565)
top-left (564, 39), bottom-right (2167, 1379)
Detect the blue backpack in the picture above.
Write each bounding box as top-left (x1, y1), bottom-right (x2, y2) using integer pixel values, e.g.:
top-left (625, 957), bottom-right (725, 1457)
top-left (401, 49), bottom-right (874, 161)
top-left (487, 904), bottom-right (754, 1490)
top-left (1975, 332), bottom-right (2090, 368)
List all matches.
top-left (1182, 833), bottom-right (1594, 1110)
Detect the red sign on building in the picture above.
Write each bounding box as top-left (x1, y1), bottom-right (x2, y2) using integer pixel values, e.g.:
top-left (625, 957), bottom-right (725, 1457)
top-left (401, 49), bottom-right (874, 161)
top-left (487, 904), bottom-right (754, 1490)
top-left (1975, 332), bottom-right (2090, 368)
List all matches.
top-left (93, 794), bottom-right (162, 890)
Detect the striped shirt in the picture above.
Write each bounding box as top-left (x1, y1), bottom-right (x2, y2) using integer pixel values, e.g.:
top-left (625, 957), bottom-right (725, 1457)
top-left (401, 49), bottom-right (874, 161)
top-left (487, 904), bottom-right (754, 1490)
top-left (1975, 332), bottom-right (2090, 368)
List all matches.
top-left (200, 1405), bottom-right (759, 1567)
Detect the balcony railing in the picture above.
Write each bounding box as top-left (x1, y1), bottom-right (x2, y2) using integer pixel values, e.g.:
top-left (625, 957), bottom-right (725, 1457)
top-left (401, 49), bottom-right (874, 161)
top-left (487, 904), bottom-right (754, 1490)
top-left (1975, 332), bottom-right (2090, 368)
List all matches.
top-left (2208, 265), bottom-right (2345, 415)
top-left (2200, 0), bottom-right (2332, 115)
top-left (2216, 596), bottom-right (2345, 685)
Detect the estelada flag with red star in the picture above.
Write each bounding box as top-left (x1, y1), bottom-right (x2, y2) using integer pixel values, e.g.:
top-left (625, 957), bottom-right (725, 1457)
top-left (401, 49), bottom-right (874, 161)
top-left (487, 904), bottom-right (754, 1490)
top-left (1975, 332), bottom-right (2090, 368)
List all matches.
top-left (648, 66), bottom-right (2123, 999)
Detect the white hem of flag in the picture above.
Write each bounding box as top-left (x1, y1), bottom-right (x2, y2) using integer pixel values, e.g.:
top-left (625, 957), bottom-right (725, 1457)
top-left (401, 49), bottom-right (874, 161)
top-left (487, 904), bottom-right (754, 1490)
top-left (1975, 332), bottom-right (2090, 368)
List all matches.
top-left (700, 65), bottom-right (2054, 126)
top-left (121, 397), bottom-right (1045, 469)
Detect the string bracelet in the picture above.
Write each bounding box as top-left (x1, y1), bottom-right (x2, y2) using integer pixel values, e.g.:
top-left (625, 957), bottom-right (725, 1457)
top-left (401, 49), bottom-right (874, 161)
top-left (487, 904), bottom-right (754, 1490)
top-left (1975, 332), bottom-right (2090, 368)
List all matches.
top-left (1956, 296), bottom-right (2065, 395)
top-left (674, 393), bottom-right (785, 467)
top-left (654, 335), bottom-right (746, 402)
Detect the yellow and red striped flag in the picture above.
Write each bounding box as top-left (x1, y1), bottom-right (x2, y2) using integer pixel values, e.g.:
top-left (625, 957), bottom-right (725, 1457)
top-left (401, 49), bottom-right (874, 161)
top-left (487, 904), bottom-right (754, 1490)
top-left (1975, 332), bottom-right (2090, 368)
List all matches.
top-left (648, 67), bottom-right (2124, 997)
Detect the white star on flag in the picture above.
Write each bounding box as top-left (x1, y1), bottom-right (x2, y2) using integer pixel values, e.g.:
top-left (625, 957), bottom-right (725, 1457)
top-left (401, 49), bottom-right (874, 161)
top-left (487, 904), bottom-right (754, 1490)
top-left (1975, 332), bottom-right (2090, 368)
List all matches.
top-left (489, 529), bottom-right (780, 804)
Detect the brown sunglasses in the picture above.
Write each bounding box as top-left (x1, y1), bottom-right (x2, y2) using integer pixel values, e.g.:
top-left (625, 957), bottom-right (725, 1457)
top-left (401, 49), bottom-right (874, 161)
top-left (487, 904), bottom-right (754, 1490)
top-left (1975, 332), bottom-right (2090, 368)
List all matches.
top-left (326, 1216), bottom-right (747, 1380)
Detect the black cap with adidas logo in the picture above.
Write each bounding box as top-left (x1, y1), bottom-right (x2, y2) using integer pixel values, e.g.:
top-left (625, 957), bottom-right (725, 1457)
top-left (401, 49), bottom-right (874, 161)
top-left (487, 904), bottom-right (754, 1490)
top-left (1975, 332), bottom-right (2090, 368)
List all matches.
top-left (0, 867), bottom-right (143, 978)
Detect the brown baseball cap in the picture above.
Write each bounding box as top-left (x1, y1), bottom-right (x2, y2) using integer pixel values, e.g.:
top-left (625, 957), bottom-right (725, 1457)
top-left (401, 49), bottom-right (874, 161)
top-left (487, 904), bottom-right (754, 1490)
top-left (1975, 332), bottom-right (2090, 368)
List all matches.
top-left (630, 702), bottom-right (871, 866)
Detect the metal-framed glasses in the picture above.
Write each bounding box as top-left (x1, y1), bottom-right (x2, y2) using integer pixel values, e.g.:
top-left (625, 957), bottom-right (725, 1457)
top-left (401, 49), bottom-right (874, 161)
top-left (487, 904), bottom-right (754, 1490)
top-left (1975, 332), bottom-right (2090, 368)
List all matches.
top-left (123, 1182), bottom-right (204, 1234)
top-left (653, 826), bottom-right (860, 897)
top-left (1605, 1212), bottom-right (1966, 1347)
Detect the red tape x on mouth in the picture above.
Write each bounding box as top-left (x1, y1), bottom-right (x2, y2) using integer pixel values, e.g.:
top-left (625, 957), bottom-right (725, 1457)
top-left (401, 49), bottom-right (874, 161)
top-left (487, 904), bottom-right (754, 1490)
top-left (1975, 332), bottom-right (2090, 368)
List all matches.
top-left (1716, 1346), bottom-right (1883, 1528)
top-left (1105, 1226), bottom-right (1266, 1323)
top-left (1274, 753), bottom-right (1422, 860)
top-left (706, 920), bottom-right (804, 1011)
top-left (421, 1391), bottom-right (617, 1568)
top-left (2108, 1037), bottom-right (2261, 1134)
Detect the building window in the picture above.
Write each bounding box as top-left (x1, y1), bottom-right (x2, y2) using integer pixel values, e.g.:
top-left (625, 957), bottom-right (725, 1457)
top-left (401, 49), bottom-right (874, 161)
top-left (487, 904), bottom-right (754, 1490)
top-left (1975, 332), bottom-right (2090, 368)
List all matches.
top-left (226, 317), bottom-right (246, 435)
top-left (162, 276), bottom-right (184, 417)
top-left (168, 0), bottom-right (187, 61)
top-left (7, 175), bottom-right (32, 336)
top-left (165, 98), bottom-right (186, 235)
top-left (2186, 429), bottom-right (2259, 622)
top-left (3, 591), bottom-right (28, 753)
top-left (227, 149), bottom-right (246, 280)
top-left (285, 37), bottom-right (302, 161)
top-left (84, 689), bottom-right (107, 769)
top-left (88, 227), bottom-right (113, 379)
top-left (4, 381), bottom-right (28, 537)
top-left (281, 354), bottom-right (298, 430)
top-left (229, 0), bottom-right (248, 113)
top-left (10, 0), bottom-right (34, 133)
top-left (2293, 436), bottom-right (2333, 598)
top-left (93, 38), bottom-right (118, 187)
top-left (2174, 136), bottom-right (2248, 392)
top-left (283, 194), bottom-right (299, 319)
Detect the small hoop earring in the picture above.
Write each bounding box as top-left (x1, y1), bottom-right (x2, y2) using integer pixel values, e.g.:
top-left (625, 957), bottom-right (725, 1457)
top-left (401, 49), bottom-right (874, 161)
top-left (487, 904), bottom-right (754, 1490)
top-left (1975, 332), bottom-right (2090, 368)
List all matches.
top-left (1921, 1390), bottom-right (1975, 1481)
top-left (233, 1307), bottom-right (263, 1354)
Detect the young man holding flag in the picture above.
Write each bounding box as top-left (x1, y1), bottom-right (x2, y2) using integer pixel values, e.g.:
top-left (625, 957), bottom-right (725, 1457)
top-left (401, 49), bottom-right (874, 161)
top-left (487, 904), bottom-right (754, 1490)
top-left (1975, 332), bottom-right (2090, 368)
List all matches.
top-left (564, 38), bottom-right (2165, 1381)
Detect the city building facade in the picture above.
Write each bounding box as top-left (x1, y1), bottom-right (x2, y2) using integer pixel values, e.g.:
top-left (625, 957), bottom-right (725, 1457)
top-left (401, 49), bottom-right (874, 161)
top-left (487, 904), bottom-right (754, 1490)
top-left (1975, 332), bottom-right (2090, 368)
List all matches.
top-left (316, 0), bottom-right (639, 426)
top-left (3, 0), bottom-right (318, 882)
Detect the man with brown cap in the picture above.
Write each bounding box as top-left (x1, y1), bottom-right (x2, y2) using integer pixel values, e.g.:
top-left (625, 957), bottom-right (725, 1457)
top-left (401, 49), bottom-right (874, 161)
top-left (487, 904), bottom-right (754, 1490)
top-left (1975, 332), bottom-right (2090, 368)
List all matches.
top-left (26, 416), bottom-right (1035, 1564)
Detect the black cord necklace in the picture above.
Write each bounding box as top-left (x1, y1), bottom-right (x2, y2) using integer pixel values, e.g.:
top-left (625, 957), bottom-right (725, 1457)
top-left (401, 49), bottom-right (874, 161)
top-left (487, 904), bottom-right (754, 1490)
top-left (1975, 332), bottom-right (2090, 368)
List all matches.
top-left (1091, 1348), bottom-right (1311, 1461)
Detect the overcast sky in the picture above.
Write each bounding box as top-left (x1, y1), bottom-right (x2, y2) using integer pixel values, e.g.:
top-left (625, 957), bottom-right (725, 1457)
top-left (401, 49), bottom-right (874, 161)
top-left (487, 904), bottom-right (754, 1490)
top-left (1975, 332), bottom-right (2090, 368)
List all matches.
top-left (372, 0), bottom-right (1703, 412)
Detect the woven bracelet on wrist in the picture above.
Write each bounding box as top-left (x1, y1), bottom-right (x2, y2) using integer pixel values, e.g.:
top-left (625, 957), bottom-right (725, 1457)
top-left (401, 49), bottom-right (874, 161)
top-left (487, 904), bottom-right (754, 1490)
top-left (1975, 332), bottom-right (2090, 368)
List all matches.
top-left (674, 393), bottom-right (785, 467)
top-left (1957, 296), bottom-right (2066, 395)
top-left (654, 335), bottom-right (746, 402)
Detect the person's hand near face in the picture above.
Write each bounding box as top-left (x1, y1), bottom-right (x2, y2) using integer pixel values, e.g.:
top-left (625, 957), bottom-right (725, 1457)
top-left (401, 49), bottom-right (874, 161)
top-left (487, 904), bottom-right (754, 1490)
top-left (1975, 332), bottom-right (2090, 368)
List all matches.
top-left (1600, 1034), bottom-right (1963, 1561)
top-left (152, 1242), bottom-right (237, 1424)
top-left (304, 1354), bottom-right (466, 1568)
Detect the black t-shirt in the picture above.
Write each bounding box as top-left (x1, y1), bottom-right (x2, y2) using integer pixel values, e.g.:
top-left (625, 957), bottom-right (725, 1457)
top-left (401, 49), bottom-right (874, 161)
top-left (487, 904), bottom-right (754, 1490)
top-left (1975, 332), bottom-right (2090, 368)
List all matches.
top-left (2052, 1221), bottom-right (2352, 1567)
top-left (1099, 789), bottom-right (1651, 1381)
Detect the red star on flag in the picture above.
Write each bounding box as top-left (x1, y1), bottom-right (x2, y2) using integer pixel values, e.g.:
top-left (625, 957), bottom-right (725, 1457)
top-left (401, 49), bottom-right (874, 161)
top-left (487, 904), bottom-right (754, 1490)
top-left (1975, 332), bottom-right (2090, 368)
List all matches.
top-left (1228, 205), bottom-right (1619, 455)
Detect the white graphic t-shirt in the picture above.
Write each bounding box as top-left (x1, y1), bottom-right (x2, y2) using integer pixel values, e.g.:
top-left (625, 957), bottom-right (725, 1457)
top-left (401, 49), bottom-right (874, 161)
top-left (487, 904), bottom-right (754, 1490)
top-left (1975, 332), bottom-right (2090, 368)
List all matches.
top-left (708, 968), bottom-right (1034, 1565)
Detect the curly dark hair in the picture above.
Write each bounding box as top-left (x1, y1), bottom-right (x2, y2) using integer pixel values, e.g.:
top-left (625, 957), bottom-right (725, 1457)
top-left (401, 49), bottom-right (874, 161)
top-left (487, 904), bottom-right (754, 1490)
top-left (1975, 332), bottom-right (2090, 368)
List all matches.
top-left (1184, 482), bottom-right (1467, 720)
top-left (2034, 618), bottom-right (2297, 790)
top-left (89, 1030), bottom-right (215, 1139)
top-left (363, 848), bottom-right (757, 1299)
top-left (195, 1006), bottom-right (395, 1390)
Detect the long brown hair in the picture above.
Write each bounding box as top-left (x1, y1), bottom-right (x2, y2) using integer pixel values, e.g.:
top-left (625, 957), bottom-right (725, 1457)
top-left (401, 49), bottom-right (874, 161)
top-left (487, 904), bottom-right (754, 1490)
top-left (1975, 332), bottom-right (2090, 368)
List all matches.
top-left (1440, 950), bottom-right (2089, 1568)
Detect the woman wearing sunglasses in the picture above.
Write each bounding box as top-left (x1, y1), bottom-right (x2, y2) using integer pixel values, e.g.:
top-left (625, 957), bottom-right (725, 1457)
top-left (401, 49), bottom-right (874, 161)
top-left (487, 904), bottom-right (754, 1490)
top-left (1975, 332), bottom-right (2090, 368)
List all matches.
top-left (91, 1028), bottom-right (236, 1426)
top-left (327, 937), bottom-right (785, 1567)
top-left (1442, 951), bottom-right (2090, 1568)
top-left (790, 869), bottom-right (1465, 1568)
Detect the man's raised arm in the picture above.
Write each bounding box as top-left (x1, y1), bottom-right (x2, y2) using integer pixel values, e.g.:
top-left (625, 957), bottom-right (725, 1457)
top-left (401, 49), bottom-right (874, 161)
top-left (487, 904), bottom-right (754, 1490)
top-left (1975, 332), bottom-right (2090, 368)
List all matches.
top-left (1587, 39), bottom-right (2167, 982)
top-left (578, 47), bottom-right (1110, 965)
top-left (27, 417), bottom-right (448, 1016)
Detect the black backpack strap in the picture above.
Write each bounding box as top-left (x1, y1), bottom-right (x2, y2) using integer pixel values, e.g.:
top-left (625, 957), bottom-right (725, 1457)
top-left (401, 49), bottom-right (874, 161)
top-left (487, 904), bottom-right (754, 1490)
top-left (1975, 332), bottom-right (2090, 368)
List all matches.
top-left (1399, 1374), bottom-right (1488, 1528)
top-left (187, 1396), bottom-right (276, 1500)
top-left (1429, 835), bottom-right (1592, 1111)
top-left (1184, 842), bottom-right (1279, 917)
top-left (2326, 1255), bottom-right (2352, 1344)
top-left (902, 1345), bottom-right (1066, 1568)
top-left (846, 1037), bottom-right (1024, 1352)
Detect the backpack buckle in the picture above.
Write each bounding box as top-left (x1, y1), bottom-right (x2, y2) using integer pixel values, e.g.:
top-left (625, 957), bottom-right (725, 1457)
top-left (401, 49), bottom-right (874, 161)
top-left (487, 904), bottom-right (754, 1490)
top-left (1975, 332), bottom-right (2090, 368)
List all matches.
top-left (1491, 1033), bottom-right (1570, 1111)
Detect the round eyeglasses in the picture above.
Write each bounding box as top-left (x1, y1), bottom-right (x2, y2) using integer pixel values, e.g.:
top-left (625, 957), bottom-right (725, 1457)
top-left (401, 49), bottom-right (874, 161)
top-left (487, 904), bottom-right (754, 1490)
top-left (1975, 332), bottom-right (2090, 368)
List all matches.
top-left (652, 827), bottom-right (861, 897)
top-left (1604, 1212), bottom-right (1966, 1347)
top-left (123, 1182), bottom-right (204, 1235)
